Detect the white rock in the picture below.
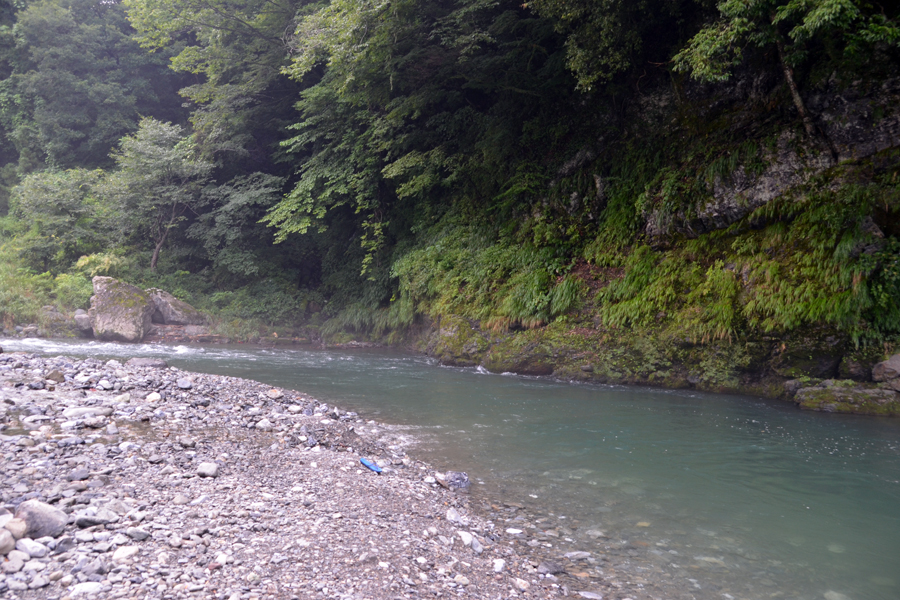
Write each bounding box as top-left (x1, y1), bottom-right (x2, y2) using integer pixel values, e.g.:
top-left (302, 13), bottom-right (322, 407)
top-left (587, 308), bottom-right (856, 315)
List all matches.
top-left (578, 593), bottom-right (603, 599)
top-left (446, 508), bottom-right (462, 523)
top-left (514, 578), bottom-right (530, 591)
top-left (266, 389), bottom-right (284, 399)
top-left (70, 581), bottom-right (104, 595)
top-left (505, 528), bottom-right (523, 534)
top-left (145, 392), bottom-right (162, 402)
top-left (15, 537), bottom-right (49, 558)
top-left (492, 558), bottom-right (506, 572)
top-left (112, 545), bottom-right (140, 561)
top-left (197, 462), bottom-right (219, 478)
top-left (457, 531), bottom-right (473, 546)
top-left (0, 529), bottom-right (14, 554)
top-left (471, 536), bottom-right (484, 554)
top-left (255, 418), bottom-right (273, 431)
top-left (62, 406), bottom-right (114, 419)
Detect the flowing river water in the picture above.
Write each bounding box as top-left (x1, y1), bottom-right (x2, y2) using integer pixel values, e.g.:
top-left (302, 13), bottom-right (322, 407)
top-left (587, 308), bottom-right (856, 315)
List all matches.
top-left (3, 338), bottom-right (899, 600)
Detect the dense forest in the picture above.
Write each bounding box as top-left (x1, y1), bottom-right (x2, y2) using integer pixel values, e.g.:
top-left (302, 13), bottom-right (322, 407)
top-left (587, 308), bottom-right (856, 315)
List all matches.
top-left (1, 0), bottom-right (899, 393)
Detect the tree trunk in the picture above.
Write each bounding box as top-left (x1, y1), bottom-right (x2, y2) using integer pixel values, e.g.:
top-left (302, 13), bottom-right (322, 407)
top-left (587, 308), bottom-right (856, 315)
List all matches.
top-left (149, 228), bottom-right (169, 273)
top-left (775, 38), bottom-right (838, 162)
top-left (149, 204), bottom-right (178, 272)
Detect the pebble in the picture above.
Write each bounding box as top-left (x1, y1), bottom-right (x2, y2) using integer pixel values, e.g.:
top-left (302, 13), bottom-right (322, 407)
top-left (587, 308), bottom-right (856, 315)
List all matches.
top-left (0, 529), bottom-right (14, 554)
top-left (111, 545), bottom-right (139, 561)
top-left (457, 530), bottom-right (474, 546)
top-left (15, 537), bottom-right (49, 558)
top-left (70, 581), bottom-right (104, 595)
top-left (197, 462), bottom-right (219, 477)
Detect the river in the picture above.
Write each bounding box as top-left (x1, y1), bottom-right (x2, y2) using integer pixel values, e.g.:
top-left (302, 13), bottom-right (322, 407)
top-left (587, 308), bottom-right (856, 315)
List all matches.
top-left (3, 337), bottom-right (899, 600)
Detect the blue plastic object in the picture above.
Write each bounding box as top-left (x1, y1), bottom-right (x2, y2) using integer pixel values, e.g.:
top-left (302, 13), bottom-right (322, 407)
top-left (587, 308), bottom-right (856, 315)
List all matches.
top-left (360, 457), bottom-right (382, 473)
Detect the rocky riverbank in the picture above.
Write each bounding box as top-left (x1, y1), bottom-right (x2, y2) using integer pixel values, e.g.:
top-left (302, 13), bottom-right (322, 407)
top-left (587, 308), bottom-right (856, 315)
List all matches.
top-left (0, 349), bottom-right (677, 600)
top-left (419, 315), bottom-right (900, 417)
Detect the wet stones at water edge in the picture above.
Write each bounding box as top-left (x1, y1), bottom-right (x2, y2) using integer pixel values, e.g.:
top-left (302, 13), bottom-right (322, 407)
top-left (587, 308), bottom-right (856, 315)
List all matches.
top-left (788, 352), bottom-right (900, 415)
top-left (0, 351), bottom-right (629, 600)
top-left (435, 470), bottom-right (471, 492)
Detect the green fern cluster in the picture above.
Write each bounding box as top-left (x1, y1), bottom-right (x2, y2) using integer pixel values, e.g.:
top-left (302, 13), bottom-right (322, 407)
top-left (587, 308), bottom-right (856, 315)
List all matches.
top-left (592, 172), bottom-right (900, 345)
top-left (393, 220), bottom-right (586, 330)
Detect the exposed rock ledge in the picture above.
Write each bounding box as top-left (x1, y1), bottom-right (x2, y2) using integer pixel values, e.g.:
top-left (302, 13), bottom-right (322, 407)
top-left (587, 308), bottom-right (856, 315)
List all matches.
top-left (419, 314), bottom-right (900, 417)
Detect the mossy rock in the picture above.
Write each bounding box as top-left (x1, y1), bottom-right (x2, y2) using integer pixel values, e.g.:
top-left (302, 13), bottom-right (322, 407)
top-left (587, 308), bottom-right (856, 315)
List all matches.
top-left (425, 314), bottom-right (490, 367)
top-left (793, 381), bottom-right (900, 415)
top-left (771, 329), bottom-right (847, 379)
top-left (482, 335), bottom-right (555, 376)
top-left (88, 277), bottom-right (155, 343)
top-left (838, 346), bottom-right (885, 381)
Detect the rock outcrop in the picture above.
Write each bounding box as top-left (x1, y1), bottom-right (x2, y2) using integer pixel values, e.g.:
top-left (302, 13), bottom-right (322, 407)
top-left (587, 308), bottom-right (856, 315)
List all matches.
top-left (87, 277), bottom-right (155, 343)
top-left (146, 288), bottom-right (207, 326)
top-left (872, 354), bottom-right (900, 382)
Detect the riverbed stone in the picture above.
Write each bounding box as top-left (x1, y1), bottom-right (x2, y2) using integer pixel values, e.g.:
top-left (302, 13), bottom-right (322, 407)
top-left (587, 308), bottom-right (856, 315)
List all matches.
top-left (15, 537), bottom-right (48, 558)
top-left (0, 529), bottom-right (14, 555)
top-left (15, 499), bottom-right (69, 538)
top-left (112, 545), bottom-right (140, 562)
top-left (70, 581), bottom-right (105, 596)
top-left (68, 468), bottom-right (90, 481)
top-left (125, 527), bottom-right (150, 542)
top-left (62, 406), bottom-right (114, 419)
top-left (197, 462), bottom-right (219, 478)
top-left (1, 550), bottom-right (27, 573)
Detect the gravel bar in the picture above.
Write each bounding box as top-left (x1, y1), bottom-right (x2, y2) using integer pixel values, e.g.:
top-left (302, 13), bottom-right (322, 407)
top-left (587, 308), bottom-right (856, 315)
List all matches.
top-left (0, 351), bottom-right (646, 600)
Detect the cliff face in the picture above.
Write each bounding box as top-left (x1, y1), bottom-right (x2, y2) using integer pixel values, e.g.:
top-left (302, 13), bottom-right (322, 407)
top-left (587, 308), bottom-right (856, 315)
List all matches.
top-left (407, 75), bottom-right (900, 416)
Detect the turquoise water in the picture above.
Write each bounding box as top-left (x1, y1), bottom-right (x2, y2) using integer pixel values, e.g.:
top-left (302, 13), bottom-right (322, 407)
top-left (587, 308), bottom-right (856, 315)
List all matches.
top-left (4, 338), bottom-right (900, 599)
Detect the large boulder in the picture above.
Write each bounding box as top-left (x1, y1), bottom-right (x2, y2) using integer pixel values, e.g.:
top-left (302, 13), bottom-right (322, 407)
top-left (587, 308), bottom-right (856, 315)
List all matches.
top-left (88, 277), bottom-right (155, 343)
top-left (146, 288), bottom-right (207, 326)
top-left (14, 500), bottom-right (68, 539)
top-left (872, 354), bottom-right (900, 382)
